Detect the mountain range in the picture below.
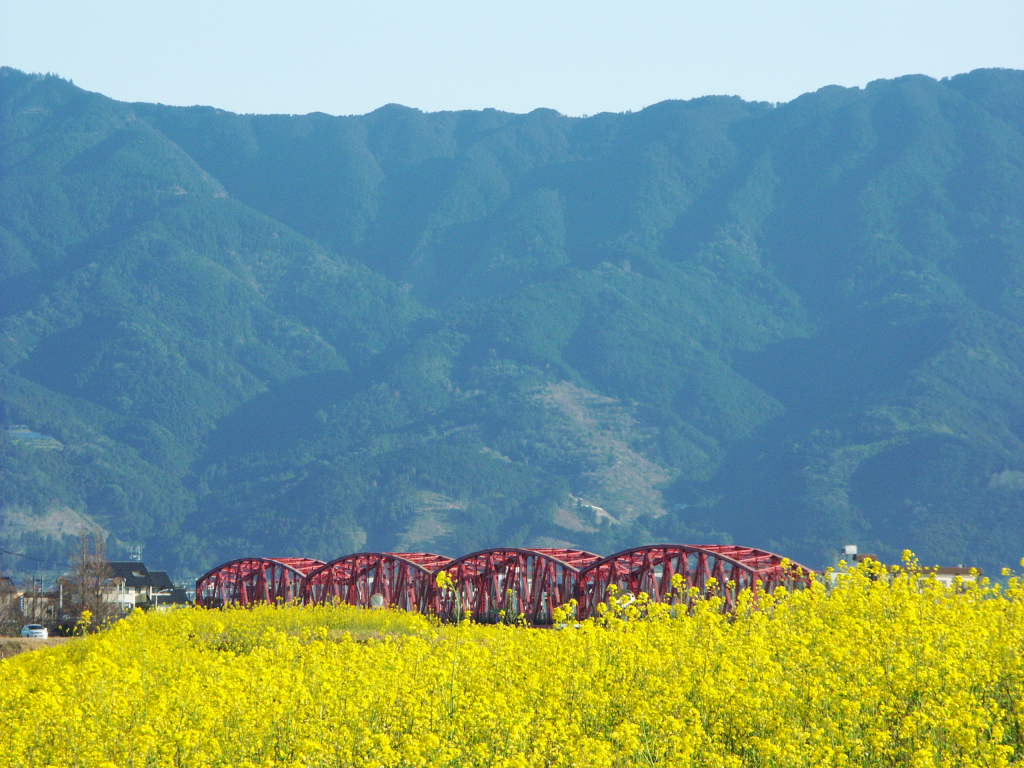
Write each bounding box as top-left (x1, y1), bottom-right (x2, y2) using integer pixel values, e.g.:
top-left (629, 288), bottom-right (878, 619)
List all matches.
top-left (2, 66), bottom-right (1023, 579)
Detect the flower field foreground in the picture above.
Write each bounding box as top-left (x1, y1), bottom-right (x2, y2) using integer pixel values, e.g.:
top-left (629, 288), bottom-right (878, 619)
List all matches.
top-left (2, 560), bottom-right (1024, 768)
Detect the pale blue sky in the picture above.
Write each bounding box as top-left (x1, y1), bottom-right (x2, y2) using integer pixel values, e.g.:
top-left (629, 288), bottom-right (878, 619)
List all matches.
top-left (3, 1), bottom-right (1022, 116)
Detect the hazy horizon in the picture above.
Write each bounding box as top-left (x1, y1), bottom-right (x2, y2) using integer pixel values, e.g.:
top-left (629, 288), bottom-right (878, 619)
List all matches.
top-left (5, 64), bottom-right (1021, 121)
top-left (3, 0), bottom-right (1022, 117)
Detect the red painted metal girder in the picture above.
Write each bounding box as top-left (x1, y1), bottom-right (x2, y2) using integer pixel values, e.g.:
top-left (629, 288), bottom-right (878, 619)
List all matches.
top-left (302, 552), bottom-right (452, 612)
top-left (195, 557), bottom-right (325, 607)
top-left (527, 548), bottom-right (603, 569)
top-left (273, 557), bottom-right (330, 574)
top-left (434, 548), bottom-right (600, 625)
top-left (693, 545), bottom-right (813, 587)
top-left (575, 544), bottom-right (813, 618)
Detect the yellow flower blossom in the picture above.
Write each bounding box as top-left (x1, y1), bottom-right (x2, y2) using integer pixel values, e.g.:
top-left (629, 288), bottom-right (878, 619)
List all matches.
top-left (0, 555), bottom-right (1021, 767)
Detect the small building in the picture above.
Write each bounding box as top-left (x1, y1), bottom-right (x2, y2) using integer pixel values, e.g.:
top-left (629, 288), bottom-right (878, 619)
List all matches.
top-left (159, 587), bottom-right (191, 609)
top-left (839, 545), bottom-right (983, 586)
top-left (102, 563), bottom-right (187, 610)
top-left (147, 570), bottom-right (186, 608)
top-left (928, 565), bottom-right (983, 588)
top-left (853, 552), bottom-right (881, 565)
top-left (19, 589), bottom-right (60, 622)
top-left (103, 562), bottom-right (155, 610)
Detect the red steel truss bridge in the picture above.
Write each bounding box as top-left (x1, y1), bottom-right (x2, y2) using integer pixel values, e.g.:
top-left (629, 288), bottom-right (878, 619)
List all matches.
top-left (196, 544), bottom-right (813, 625)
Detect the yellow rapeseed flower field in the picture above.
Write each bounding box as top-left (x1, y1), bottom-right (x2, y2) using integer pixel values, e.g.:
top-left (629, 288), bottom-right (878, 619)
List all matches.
top-left (2, 557), bottom-right (1023, 767)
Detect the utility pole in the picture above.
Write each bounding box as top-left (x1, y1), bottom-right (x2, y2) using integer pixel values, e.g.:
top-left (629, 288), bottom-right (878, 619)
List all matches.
top-left (34, 576), bottom-right (43, 623)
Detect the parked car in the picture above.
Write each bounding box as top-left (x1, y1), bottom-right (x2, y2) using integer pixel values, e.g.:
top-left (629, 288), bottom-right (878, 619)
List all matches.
top-left (20, 624), bottom-right (48, 638)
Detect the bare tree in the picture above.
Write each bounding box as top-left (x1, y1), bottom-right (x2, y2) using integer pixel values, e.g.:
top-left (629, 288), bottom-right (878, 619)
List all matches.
top-left (67, 534), bottom-right (117, 627)
top-left (0, 591), bottom-right (21, 635)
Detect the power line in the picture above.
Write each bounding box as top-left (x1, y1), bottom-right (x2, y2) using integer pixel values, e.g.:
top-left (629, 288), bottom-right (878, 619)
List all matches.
top-left (0, 547), bottom-right (66, 569)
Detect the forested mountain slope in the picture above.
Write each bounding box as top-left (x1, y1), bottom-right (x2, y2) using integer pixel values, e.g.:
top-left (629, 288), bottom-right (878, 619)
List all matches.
top-left (2, 66), bottom-right (1022, 577)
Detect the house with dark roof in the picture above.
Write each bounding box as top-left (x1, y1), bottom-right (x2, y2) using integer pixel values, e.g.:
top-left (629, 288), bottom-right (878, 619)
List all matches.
top-left (102, 563), bottom-right (186, 610)
top-left (148, 570), bottom-right (173, 592)
top-left (146, 570), bottom-right (188, 608)
top-left (102, 562), bottom-right (150, 611)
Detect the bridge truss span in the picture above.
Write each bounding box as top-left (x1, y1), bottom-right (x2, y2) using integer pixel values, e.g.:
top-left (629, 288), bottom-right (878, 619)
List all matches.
top-left (195, 557), bottom-right (325, 607)
top-left (575, 544), bottom-right (814, 617)
top-left (302, 552), bottom-right (453, 612)
top-left (435, 547), bottom-right (603, 625)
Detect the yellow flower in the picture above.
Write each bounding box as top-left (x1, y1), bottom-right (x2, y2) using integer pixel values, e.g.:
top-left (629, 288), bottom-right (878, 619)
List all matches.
top-left (435, 570), bottom-right (455, 591)
top-left (1, 554), bottom-right (1022, 767)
